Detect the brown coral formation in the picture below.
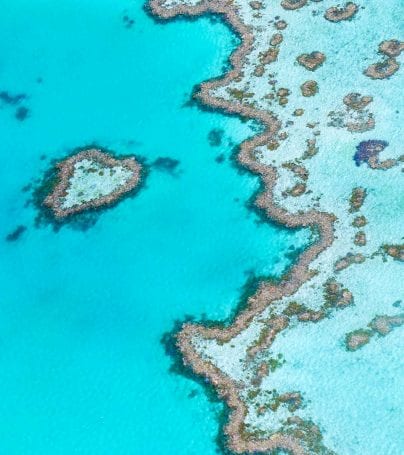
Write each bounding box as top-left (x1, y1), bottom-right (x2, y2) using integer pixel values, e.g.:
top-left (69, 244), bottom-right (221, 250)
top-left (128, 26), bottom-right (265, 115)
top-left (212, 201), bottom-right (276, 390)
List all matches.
top-left (345, 115), bottom-right (375, 133)
top-left (249, 1), bottom-right (263, 10)
top-left (300, 80), bottom-right (318, 97)
top-left (287, 182), bottom-right (307, 197)
top-left (281, 0), bottom-right (307, 10)
top-left (364, 39), bottom-right (402, 79)
top-left (364, 58), bottom-right (400, 80)
top-left (298, 310), bottom-right (325, 322)
top-left (378, 39), bottom-right (404, 58)
top-left (382, 244), bottom-right (404, 262)
top-left (328, 93), bottom-right (375, 133)
top-left (349, 187), bottom-right (367, 212)
top-left (369, 314), bottom-right (404, 335)
top-left (323, 279), bottom-right (354, 308)
top-left (303, 138), bottom-right (318, 159)
top-left (334, 253), bottom-right (365, 272)
top-left (297, 52), bottom-right (326, 71)
top-left (352, 215), bottom-right (367, 227)
top-left (345, 329), bottom-right (373, 351)
top-left (324, 2), bottom-right (358, 22)
top-left (345, 313), bottom-right (404, 351)
top-left (343, 93), bottom-right (373, 110)
top-left (354, 231), bottom-right (366, 247)
top-left (282, 162), bottom-right (309, 180)
top-left (282, 301), bottom-right (326, 322)
top-left (259, 47), bottom-right (279, 64)
top-left (265, 391), bottom-right (303, 413)
top-left (43, 148), bottom-right (142, 219)
top-left (270, 33), bottom-right (283, 46)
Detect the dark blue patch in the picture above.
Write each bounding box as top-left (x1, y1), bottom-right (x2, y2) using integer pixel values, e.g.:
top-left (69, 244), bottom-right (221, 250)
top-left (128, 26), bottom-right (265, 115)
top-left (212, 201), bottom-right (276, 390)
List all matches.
top-left (354, 140), bottom-right (388, 166)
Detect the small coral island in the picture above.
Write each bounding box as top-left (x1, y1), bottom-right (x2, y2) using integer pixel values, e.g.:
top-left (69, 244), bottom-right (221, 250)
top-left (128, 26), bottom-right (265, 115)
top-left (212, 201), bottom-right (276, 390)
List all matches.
top-left (345, 314), bottom-right (404, 351)
top-left (42, 148), bottom-right (142, 219)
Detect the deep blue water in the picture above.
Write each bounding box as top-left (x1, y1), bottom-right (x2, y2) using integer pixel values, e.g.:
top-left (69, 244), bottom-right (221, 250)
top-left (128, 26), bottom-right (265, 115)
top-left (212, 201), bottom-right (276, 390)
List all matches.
top-left (0, 1), bottom-right (308, 453)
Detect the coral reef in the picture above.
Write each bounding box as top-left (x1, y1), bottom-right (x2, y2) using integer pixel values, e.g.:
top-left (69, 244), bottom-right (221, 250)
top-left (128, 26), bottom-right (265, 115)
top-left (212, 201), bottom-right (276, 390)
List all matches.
top-left (382, 244), bottom-right (404, 262)
top-left (378, 39), bottom-right (404, 58)
top-left (349, 187), bottom-right (367, 212)
top-left (324, 2), bottom-right (358, 22)
top-left (297, 52), bottom-right (326, 71)
top-left (281, 0), bottom-right (307, 10)
top-left (328, 93), bottom-right (375, 133)
top-left (345, 329), bottom-right (373, 351)
top-left (43, 148), bottom-right (142, 218)
top-left (345, 313), bottom-right (404, 351)
top-left (354, 140), bottom-right (397, 169)
top-left (300, 80), bottom-right (318, 97)
top-left (365, 58), bottom-right (400, 80)
top-left (148, 0), bottom-right (403, 453)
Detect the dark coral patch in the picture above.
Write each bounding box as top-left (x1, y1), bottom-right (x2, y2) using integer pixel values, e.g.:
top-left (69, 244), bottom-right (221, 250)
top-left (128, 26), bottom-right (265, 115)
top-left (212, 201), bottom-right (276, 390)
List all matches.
top-left (15, 106), bottom-right (30, 121)
top-left (354, 140), bottom-right (388, 166)
top-left (152, 156), bottom-right (181, 175)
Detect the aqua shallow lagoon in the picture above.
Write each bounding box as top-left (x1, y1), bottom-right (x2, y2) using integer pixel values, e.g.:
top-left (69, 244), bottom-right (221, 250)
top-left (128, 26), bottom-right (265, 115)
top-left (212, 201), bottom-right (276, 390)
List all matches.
top-left (0, 1), bottom-right (309, 453)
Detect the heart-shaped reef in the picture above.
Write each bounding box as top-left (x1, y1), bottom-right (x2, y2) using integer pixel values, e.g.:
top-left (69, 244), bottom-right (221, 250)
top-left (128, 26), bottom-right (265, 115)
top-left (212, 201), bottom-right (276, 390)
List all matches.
top-left (44, 148), bottom-right (142, 218)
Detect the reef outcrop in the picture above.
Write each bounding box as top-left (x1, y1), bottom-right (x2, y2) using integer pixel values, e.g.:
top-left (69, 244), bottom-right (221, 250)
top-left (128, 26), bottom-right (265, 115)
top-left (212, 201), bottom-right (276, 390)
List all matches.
top-left (281, 0), bottom-right (307, 10)
top-left (365, 57), bottom-right (400, 79)
top-left (43, 148), bottom-right (142, 218)
top-left (297, 52), bottom-right (326, 71)
top-left (324, 2), bottom-right (358, 22)
top-left (378, 39), bottom-right (404, 58)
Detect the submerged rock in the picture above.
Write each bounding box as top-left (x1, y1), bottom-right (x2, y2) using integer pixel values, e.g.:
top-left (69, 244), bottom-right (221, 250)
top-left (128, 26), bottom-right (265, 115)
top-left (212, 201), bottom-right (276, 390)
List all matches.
top-left (369, 314), bottom-right (404, 335)
top-left (274, 20), bottom-right (288, 30)
top-left (382, 244), bottom-right (404, 262)
top-left (349, 187), bottom-right (367, 212)
top-left (249, 1), bottom-right (263, 10)
top-left (345, 313), bottom-right (404, 351)
top-left (343, 93), bottom-right (373, 110)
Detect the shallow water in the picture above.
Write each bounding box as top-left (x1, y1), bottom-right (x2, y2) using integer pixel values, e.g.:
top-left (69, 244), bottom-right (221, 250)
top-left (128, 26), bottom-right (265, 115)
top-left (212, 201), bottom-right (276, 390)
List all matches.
top-left (0, 1), bottom-right (309, 453)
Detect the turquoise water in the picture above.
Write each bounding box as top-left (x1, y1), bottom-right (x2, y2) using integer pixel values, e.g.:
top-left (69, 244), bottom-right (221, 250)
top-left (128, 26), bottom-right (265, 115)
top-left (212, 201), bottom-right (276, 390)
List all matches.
top-left (0, 1), bottom-right (309, 453)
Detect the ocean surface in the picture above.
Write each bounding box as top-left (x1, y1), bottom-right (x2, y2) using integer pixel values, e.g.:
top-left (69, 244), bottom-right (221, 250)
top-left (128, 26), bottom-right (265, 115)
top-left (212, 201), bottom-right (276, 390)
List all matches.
top-left (0, 1), bottom-right (309, 453)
